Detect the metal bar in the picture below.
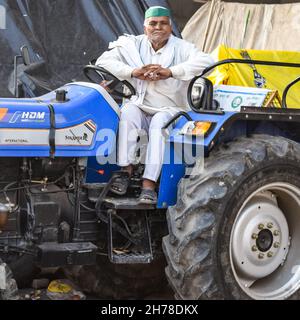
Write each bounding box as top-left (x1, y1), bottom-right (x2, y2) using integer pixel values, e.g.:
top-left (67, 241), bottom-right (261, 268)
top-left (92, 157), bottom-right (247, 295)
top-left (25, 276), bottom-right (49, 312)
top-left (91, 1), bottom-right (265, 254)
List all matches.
top-left (188, 59), bottom-right (300, 112)
top-left (282, 76), bottom-right (300, 109)
top-left (162, 112), bottom-right (193, 131)
top-left (200, 59), bottom-right (300, 78)
top-left (207, 108), bottom-right (300, 152)
top-left (13, 55), bottom-right (22, 97)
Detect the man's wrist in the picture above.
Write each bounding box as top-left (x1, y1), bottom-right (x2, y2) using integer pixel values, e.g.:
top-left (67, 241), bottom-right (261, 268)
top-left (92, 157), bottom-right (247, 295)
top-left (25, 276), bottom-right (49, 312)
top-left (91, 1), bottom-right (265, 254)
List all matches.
top-left (169, 65), bottom-right (184, 79)
top-left (131, 69), bottom-right (136, 78)
top-left (127, 67), bottom-right (137, 79)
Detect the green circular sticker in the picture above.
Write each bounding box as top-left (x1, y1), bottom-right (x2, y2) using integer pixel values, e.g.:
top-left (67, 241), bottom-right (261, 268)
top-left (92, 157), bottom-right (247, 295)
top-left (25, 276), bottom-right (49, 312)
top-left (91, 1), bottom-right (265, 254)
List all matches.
top-left (231, 96), bottom-right (243, 109)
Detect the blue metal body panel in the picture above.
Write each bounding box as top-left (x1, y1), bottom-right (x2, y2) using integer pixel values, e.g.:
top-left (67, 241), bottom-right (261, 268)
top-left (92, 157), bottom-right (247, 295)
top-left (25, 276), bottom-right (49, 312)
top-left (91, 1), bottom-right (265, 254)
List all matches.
top-left (85, 157), bottom-right (120, 183)
top-left (157, 140), bottom-right (186, 208)
top-left (0, 82), bottom-right (239, 208)
top-left (169, 111), bottom-right (236, 153)
top-left (0, 83), bottom-right (120, 157)
top-left (157, 111), bottom-right (237, 208)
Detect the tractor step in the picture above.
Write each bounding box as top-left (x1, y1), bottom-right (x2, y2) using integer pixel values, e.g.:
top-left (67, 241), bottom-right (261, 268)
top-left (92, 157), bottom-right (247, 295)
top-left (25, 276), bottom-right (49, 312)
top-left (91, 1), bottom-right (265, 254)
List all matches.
top-left (107, 209), bottom-right (153, 264)
top-left (109, 251), bottom-right (153, 264)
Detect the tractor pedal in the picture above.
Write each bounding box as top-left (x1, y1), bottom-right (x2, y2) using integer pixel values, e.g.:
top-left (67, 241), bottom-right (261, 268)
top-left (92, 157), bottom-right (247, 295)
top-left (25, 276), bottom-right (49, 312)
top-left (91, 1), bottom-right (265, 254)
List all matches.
top-left (107, 209), bottom-right (153, 264)
top-left (95, 171), bottom-right (130, 210)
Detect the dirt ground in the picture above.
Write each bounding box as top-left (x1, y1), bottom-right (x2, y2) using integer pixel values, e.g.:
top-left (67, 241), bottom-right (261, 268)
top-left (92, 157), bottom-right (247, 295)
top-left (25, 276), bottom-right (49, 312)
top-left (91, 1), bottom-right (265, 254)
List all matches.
top-left (17, 285), bottom-right (174, 300)
top-left (16, 275), bottom-right (174, 300)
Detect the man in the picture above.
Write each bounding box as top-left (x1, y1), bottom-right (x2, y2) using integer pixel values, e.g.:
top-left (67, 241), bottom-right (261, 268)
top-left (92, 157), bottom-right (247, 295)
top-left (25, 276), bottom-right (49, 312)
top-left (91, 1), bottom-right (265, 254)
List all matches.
top-left (96, 6), bottom-right (214, 204)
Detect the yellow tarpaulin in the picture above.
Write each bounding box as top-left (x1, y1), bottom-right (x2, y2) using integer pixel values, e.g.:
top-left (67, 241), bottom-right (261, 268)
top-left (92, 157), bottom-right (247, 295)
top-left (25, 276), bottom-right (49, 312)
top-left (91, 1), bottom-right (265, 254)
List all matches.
top-left (208, 45), bottom-right (300, 108)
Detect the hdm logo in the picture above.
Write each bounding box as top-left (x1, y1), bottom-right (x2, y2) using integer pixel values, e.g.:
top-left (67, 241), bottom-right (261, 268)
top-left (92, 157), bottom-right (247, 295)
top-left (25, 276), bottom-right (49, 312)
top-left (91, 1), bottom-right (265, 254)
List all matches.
top-left (0, 5), bottom-right (6, 30)
top-left (9, 111), bottom-right (46, 123)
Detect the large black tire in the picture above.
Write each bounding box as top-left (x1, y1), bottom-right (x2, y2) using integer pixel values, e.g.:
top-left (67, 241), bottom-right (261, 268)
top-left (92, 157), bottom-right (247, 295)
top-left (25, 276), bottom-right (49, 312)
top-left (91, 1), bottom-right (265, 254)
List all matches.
top-left (163, 135), bottom-right (300, 300)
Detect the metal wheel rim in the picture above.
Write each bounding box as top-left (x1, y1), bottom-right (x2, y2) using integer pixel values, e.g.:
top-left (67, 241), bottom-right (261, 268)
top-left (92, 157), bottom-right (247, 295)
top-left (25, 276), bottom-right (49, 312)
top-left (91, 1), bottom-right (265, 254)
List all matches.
top-left (230, 182), bottom-right (300, 300)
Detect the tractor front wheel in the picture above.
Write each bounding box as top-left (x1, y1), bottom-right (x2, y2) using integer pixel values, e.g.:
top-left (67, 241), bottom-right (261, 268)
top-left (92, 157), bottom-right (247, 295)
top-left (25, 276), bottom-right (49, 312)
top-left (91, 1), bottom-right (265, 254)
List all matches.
top-left (163, 135), bottom-right (300, 299)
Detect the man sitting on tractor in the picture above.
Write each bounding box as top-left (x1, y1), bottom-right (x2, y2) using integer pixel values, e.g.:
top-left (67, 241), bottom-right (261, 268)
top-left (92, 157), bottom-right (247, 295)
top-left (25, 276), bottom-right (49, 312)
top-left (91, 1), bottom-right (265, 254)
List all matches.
top-left (96, 6), bottom-right (214, 204)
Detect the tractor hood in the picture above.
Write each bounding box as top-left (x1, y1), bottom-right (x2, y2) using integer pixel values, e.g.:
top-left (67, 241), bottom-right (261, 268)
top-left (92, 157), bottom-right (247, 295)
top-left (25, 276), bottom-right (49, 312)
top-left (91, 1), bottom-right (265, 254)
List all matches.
top-left (0, 82), bottom-right (120, 157)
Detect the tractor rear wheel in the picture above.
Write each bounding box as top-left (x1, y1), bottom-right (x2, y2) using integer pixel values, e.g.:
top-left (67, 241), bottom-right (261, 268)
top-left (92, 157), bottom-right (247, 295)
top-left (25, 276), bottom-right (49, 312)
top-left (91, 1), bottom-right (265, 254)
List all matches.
top-left (163, 135), bottom-right (300, 299)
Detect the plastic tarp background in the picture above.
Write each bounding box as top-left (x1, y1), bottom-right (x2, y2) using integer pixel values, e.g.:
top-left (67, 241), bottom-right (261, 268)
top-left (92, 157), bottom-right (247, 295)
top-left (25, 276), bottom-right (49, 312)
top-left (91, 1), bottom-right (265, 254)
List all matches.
top-left (182, 0), bottom-right (300, 53)
top-left (208, 45), bottom-right (300, 109)
top-left (0, 0), bottom-right (180, 97)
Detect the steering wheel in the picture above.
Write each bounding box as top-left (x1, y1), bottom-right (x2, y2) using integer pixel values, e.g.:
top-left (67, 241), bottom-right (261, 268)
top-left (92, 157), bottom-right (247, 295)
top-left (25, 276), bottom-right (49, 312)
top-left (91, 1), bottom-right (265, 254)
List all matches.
top-left (83, 65), bottom-right (136, 99)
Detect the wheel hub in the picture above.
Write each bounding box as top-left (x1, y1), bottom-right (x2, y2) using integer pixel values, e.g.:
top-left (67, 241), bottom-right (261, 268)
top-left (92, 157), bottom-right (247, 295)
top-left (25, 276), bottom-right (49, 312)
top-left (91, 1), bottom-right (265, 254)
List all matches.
top-left (232, 192), bottom-right (290, 280)
top-left (256, 229), bottom-right (273, 252)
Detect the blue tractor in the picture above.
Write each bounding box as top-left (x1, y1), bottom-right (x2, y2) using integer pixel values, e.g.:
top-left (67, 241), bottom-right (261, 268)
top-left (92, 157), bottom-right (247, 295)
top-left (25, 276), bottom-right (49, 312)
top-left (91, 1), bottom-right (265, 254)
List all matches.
top-left (1, 47), bottom-right (300, 300)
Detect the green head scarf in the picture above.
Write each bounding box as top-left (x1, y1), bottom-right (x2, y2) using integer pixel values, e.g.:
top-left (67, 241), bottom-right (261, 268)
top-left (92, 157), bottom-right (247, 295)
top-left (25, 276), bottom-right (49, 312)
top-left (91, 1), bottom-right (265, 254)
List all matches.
top-left (145, 6), bottom-right (171, 19)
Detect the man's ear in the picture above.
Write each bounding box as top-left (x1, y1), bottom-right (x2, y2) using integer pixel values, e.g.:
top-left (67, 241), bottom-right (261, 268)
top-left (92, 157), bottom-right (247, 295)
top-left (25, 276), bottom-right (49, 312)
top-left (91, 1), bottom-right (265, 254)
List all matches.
top-left (144, 26), bottom-right (147, 35)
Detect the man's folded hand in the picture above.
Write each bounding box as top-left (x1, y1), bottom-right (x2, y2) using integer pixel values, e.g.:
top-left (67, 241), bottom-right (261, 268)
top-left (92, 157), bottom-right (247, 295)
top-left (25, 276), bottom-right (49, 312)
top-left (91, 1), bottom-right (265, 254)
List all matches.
top-left (148, 67), bottom-right (172, 81)
top-left (132, 64), bottom-right (161, 80)
top-left (132, 65), bottom-right (172, 81)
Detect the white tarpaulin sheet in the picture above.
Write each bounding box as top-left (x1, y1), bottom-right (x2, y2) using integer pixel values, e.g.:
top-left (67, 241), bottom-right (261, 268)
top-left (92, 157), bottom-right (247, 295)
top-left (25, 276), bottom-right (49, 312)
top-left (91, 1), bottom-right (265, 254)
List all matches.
top-left (183, 0), bottom-right (300, 52)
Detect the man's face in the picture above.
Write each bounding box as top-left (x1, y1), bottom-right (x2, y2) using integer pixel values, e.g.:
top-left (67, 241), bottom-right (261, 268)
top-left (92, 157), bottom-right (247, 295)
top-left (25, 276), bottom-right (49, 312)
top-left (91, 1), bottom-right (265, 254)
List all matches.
top-left (144, 16), bottom-right (172, 44)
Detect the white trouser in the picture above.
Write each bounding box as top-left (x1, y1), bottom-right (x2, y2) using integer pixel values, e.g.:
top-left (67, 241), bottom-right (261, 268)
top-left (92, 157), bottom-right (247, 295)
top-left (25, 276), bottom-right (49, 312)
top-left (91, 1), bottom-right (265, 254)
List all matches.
top-left (118, 103), bottom-right (173, 182)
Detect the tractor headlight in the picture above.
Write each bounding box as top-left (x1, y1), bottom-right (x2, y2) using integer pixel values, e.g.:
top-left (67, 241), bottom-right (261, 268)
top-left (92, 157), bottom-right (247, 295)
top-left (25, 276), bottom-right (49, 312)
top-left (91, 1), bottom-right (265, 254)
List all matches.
top-left (179, 121), bottom-right (215, 137)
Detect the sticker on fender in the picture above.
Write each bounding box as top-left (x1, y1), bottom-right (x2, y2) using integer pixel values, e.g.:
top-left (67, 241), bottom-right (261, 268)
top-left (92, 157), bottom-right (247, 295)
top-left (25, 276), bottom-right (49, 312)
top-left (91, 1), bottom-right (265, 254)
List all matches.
top-left (0, 120), bottom-right (96, 146)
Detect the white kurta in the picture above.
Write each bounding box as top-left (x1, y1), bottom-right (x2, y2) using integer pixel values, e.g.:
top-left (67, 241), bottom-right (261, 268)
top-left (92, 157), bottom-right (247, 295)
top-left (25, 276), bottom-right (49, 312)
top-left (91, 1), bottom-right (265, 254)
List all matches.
top-left (96, 34), bottom-right (214, 182)
top-left (96, 34), bottom-right (214, 115)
